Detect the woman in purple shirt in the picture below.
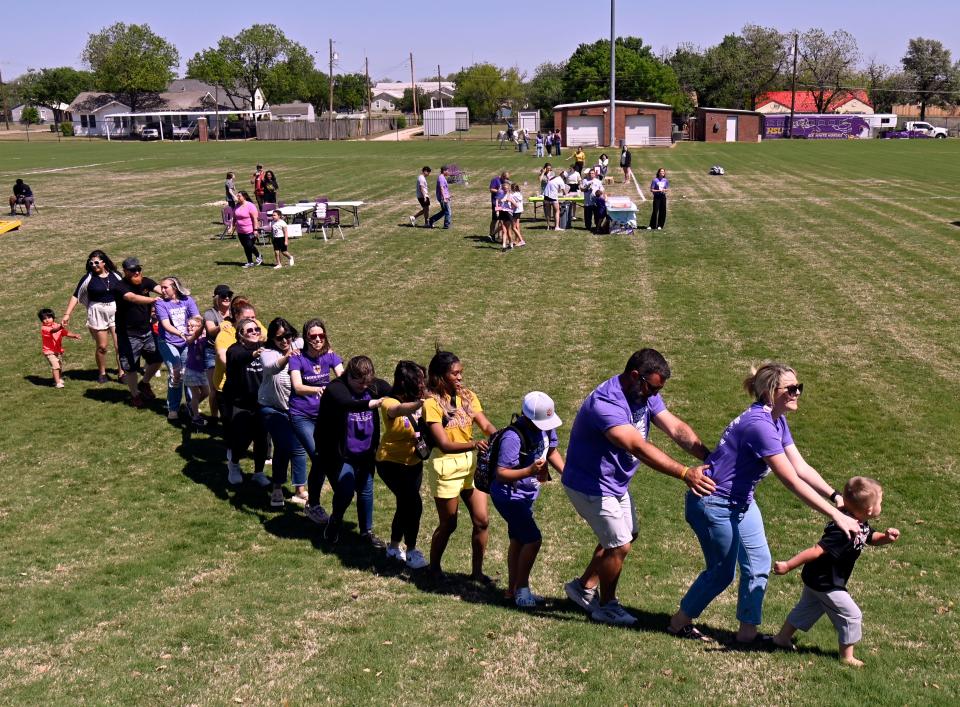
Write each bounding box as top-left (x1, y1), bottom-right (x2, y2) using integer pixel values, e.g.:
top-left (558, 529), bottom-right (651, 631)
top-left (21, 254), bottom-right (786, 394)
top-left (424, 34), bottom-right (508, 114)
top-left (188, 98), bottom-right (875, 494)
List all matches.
top-left (668, 361), bottom-right (860, 645)
top-left (649, 168), bottom-right (668, 230)
top-left (154, 277), bottom-right (200, 421)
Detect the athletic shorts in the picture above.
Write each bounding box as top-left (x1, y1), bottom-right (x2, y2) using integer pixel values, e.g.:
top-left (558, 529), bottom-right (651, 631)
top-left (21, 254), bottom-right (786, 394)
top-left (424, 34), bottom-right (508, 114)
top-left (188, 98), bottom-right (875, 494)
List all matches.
top-left (426, 450), bottom-right (475, 499)
top-left (272, 237), bottom-right (287, 251)
top-left (564, 486), bottom-right (637, 549)
top-left (44, 352), bottom-right (63, 371)
top-left (86, 301), bottom-right (116, 331)
top-left (418, 197), bottom-right (430, 209)
top-left (490, 488), bottom-right (541, 544)
top-left (118, 331), bottom-right (160, 373)
top-left (497, 211), bottom-right (514, 222)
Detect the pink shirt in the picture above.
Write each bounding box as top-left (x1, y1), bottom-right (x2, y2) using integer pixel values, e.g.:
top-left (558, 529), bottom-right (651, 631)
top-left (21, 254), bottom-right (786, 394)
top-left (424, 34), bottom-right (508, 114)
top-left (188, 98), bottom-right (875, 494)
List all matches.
top-left (233, 202), bottom-right (259, 235)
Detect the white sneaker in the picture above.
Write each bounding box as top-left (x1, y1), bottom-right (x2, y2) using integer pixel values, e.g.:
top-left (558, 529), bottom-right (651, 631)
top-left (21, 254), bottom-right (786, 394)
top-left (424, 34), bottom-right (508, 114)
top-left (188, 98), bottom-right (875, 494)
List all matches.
top-left (288, 256), bottom-right (294, 266)
top-left (55, 381), bottom-right (65, 388)
top-left (273, 264), bottom-right (282, 270)
top-left (386, 545), bottom-right (407, 562)
top-left (564, 578), bottom-right (598, 612)
top-left (305, 504), bottom-right (330, 525)
top-left (227, 461), bottom-right (243, 485)
top-left (590, 599), bottom-right (637, 626)
top-left (409, 216), bottom-right (416, 226)
top-left (405, 548), bottom-right (428, 569)
top-left (515, 587), bottom-right (537, 608)
top-left (251, 471), bottom-right (271, 487)
top-left (254, 256), bottom-right (263, 266)
top-left (242, 262), bottom-right (255, 268)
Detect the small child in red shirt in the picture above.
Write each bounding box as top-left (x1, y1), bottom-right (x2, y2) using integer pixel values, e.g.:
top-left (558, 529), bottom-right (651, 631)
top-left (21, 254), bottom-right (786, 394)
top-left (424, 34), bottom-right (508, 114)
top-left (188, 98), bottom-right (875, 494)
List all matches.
top-left (39, 308), bottom-right (81, 388)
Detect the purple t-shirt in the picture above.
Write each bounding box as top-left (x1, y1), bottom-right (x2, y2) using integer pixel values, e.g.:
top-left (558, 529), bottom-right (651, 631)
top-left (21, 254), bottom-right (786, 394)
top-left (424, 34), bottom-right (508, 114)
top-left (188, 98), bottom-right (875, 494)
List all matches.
top-left (651, 177), bottom-right (669, 193)
top-left (491, 426), bottom-right (559, 502)
top-left (154, 296), bottom-right (200, 346)
top-left (185, 334), bottom-right (207, 372)
top-left (288, 350), bottom-right (343, 419)
top-left (705, 402), bottom-right (794, 504)
top-left (562, 375), bottom-right (667, 497)
top-left (345, 390), bottom-right (375, 455)
top-left (489, 177), bottom-right (502, 205)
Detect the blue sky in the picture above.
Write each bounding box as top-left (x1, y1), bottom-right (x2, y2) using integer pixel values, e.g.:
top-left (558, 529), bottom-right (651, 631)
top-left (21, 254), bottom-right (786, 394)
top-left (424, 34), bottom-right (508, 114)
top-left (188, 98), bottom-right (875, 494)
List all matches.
top-left (3, 1), bottom-right (958, 81)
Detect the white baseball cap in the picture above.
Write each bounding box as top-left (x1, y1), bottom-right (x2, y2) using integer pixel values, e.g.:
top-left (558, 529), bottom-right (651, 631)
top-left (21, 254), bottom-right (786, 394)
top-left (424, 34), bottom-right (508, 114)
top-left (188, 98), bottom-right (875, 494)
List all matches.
top-left (522, 391), bottom-right (562, 431)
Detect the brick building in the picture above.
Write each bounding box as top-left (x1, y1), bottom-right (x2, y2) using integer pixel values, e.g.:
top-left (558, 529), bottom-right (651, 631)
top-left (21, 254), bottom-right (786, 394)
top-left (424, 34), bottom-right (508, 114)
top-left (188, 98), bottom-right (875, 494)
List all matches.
top-left (553, 100), bottom-right (673, 147)
top-left (693, 108), bottom-right (763, 142)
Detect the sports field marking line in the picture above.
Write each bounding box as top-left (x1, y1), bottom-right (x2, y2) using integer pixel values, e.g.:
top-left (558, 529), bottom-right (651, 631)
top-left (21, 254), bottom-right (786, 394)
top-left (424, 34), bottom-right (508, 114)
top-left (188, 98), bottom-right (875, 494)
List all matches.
top-left (3, 158), bottom-right (161, 177)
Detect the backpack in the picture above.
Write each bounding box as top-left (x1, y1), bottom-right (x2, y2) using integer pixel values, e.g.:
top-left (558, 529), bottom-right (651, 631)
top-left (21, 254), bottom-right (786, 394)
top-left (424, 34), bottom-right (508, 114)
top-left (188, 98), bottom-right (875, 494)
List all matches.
top-left (473, 418), bottom-right (528, 494)
top-left (709, 165), bottom-right (725, 175)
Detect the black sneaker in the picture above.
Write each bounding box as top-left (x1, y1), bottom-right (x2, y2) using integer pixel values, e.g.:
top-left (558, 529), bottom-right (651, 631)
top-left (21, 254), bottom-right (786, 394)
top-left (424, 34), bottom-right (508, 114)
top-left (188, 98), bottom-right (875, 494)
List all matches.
top-left (360, 532), bottom-right (386, 550)
top-left (323, 518), bottom-right (341, 544)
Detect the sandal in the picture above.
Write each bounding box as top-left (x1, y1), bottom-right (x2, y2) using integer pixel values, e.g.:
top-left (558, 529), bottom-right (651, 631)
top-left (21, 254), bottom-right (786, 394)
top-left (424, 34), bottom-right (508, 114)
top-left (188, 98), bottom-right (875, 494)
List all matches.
top-left (667, 624), bottom-right (713, 642)
top-left (734, 633), bottom-right (777, 651)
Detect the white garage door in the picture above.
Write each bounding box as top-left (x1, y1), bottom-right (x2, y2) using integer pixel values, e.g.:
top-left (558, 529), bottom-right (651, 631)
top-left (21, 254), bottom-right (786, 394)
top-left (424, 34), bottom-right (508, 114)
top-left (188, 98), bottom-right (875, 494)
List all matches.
top-left (566, 116), bottom-right (604, 146)
top-left (625, 115), bottom-right (656, 145)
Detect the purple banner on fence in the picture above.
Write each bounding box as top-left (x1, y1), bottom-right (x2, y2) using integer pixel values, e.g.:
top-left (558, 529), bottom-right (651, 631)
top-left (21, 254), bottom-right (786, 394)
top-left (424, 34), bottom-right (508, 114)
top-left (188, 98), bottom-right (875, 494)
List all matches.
top-left (764, 115), bottom-right (870, 140)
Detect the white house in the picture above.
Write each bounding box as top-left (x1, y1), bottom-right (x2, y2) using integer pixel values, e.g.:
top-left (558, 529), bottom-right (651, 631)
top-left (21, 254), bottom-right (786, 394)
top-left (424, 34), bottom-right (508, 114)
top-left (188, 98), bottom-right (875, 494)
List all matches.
top-left (168, 79), bottom-right (267, 112)
top-left (69, 92), bottom-right (132, 136)
top-left (11, 103), bottom-right (69, 124)
top-left (69, 89), bottom-right (239, 137)
top-left (269, 102), bottom-right (315, 122)
top-left (371, 81), bottom-right (456, 111)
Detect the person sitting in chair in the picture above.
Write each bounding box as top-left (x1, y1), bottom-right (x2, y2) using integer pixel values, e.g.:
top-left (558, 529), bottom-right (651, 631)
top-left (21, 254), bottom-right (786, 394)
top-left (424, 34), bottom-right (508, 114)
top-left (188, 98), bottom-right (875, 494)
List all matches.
top-left (9, 179), bottom-right (34, 216)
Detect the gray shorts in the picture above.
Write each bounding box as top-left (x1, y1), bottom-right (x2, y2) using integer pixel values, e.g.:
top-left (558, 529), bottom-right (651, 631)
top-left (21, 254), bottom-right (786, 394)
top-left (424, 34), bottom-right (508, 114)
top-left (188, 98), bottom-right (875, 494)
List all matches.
top-left (564, 485), bottom-right (636, 549)
top-left (787, 584), bottom-right (863, 645)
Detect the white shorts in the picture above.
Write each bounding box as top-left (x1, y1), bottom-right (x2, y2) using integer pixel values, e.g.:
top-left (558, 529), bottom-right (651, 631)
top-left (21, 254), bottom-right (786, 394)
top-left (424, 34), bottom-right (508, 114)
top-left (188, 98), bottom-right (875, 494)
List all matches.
top-left (564, 486), bottom-right (637, 549)
top-left (86, 301), bottom-right (116, 331)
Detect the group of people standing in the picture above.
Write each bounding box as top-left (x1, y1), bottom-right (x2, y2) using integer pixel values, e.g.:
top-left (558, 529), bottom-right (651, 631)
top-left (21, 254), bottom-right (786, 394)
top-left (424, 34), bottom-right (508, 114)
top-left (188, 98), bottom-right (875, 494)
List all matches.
top-left (224, 166), bottom-right (294, 269)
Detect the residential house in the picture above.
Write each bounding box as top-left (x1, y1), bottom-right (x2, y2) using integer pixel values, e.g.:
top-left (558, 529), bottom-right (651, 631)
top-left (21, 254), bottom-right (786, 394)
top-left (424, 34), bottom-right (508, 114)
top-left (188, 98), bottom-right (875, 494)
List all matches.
top-left (68, 92), bottom-right (131, 136)
top-left (168, 79), bottom-right (267, 112)
top-left (69, 89), bottom-right (234, 137)
top-left (755, 90), bottom-right (873, 114)
top-left (11, 103), bottom-right (70, 124)
top-left (269, 102), bottom-right (315, 122)
top-left (370, 81), bottom-right (456, 111)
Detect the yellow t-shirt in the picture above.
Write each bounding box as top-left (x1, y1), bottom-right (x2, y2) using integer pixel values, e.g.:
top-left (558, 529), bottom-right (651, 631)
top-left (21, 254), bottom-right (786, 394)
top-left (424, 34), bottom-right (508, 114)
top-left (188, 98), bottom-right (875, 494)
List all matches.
top-left (423, 389), bottom-right (483, 446)
top-left (377, 397), bottom-right (422, 466)
top-left (213, 318), bottom-right (265, 392)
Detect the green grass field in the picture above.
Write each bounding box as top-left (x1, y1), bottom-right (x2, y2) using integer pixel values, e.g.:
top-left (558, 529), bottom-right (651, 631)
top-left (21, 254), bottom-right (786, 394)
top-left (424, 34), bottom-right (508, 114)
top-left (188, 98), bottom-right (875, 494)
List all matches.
top-left (0, 136), bottom-right (958, 705)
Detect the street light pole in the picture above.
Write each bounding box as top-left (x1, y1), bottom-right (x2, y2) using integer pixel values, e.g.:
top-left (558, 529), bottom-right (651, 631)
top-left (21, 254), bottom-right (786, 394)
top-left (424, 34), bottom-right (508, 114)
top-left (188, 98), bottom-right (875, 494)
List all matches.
top-left (328, 38), bottom-right (335, 141)
top-left (609, 0), bottom-right (616, 147)
top-left (789, 32), bottom-right (798, 138)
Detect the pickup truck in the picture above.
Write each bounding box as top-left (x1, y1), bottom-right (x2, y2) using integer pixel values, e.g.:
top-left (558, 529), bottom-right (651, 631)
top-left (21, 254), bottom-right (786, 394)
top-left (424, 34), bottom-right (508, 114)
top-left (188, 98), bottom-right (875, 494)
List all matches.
top-left (904, 121), bottom-right (949, 138)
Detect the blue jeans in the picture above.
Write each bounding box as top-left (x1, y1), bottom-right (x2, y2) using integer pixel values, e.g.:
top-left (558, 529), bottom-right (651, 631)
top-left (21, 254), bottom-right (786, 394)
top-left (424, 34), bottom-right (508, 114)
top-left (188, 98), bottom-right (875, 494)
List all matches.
top-left (290, 414), bottom-right (319, 491)
top-left (157, 339), bottom-right (187, 414)
top-left (331, 457), bottom-right (374, 534)
top-left (679, 492), bottom-right (771, 626)
top-left (260, 405), bottom-right (307, 487)
top-left (429, 200), bottom-right (451, 228)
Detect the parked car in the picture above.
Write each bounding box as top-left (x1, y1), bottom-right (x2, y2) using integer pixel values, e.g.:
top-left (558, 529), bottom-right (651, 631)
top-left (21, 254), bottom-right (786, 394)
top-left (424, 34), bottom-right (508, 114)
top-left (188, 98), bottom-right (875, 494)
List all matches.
top-left (140, 127), bottom-right (160, 141)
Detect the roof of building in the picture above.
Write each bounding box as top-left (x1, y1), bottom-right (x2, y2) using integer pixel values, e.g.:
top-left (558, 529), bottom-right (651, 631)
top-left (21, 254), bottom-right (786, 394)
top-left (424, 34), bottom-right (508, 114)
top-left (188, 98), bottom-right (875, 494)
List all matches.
top-left (372, 81), bottom-right (455, 100)
top-left (70, 90), bottom-right (232, 113)
top-left (270, 102), bottom-right (314, 115)
top-left (696, 107), bottom-right (763, 115)
top-left (69, 92), bottom-right (130, 112)
top-left (553, 99), bottom-right (672, 110)
top-left (755, 90), bottom-right (872, 112)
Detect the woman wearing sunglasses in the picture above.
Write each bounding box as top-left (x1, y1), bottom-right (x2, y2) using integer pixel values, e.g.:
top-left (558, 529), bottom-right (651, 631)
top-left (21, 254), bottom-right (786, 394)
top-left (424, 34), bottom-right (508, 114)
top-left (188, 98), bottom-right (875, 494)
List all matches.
top-left (61, 250), bottom-right (123, 383)
top-left (223, 318), bottom-right (270, 487)
top-left (667, 361), bottom-right (860, 645)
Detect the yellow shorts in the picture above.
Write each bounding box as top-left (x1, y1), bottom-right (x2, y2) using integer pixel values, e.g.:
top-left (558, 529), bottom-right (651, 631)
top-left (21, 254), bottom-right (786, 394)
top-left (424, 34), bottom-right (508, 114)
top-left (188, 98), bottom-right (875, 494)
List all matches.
top-left (426, 450), bottom-right (475, 499)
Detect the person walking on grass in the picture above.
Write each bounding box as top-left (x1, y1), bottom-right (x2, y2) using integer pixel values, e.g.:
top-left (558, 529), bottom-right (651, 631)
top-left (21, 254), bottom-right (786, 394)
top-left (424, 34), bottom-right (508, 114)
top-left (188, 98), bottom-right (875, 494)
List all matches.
top-left (62, 250), bottom-right (123, 384)
top-left (154, 277), bottom-right (200, 423)
top-left (233, 192), bottom-right (263, 268)
top-left (490, 391), bottom-right (565, 608)
top-left (115, 257), bottom-right (163, 408)
top-left (771, 476), bottom-right (900, 666)
top-left (183, 315), bottom-right (210, 428)
top-left (202, 285), bottom-right (234, 425)
top-left (423, 349), bottom-right (497, 583)
top-left (251, 164), bottom-right (265, 209)
top-left (269, 209), bottom-right (295, 269)
top-left (563, 348), bottom-right (714, 626)
top-left (668, 361), bottom-right (860, 646)
top-left (649, 168), bottom-right (669, 231)
top-left (224, 318), bottom-right (270, 487)
top-left (580, 169), bottom-right (602, 233)
top-left (38, 308), bottom-right (81, 388)
top-left (377, 360), bottom-right (431, 570)
top-left (489, 171), bottom-right (510, 239)
top-left (619, 145), bottom-right (633, 185)
top-left (428, 166), bottom-right (452, 229)
top-left (508, 183), bottom-right (526, 247)
top-left (543, 170), bottom-right (567, 231)
top-left (410, 166), bottom-right (431, 227)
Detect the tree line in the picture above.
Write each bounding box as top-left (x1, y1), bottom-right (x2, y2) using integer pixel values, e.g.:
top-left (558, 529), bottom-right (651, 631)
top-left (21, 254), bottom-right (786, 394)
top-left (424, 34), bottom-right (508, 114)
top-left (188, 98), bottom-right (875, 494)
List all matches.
top-left (4, 22), bottom-right (960, 125)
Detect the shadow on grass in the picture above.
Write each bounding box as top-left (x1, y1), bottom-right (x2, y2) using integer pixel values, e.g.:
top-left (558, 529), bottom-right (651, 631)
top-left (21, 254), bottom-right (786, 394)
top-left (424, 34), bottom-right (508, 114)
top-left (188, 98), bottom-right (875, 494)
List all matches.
top-left (24, 374), bottom-right (55, 387)
top-left (214, 260), bottom-right (254, 268)
top-left (951, 221), bottom-right (960, 228)
top-left (462, 235), bottom-right (502, 250)
top-left (61, 368), bottom-right (107, 382)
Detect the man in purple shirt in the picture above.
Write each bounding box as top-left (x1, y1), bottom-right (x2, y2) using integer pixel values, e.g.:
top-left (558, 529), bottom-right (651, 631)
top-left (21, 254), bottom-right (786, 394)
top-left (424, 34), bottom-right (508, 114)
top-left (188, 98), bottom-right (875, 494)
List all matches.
top-left (428, 165), bottom-right (452, 229)
top-left (562, 348), bottom-right (715, 626)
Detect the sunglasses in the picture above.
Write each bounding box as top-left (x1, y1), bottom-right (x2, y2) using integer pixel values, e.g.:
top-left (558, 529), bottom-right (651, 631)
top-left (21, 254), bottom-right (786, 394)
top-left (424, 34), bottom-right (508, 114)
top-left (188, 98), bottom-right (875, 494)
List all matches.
top-left (126, 267), bottom-right (142, 274)
top-left (89, 260), bottom-right (103, 266)
top-left (243, 327), bottom-right (261, 335)
top-left (640, 374), bottom-right (664, 394)
top-left (220, 293), bottom-right (233, 299)
top-left (307, 333), bottom-right (326, 340)
top-left (274, 333), bottom-right (294, 341)
top-left (777, 383), bottom-right (804, 397)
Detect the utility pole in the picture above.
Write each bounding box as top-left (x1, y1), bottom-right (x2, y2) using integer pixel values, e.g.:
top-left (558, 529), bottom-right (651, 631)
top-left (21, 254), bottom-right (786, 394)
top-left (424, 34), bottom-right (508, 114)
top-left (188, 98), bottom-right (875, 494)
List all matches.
top-left (0, 68), bottom-right (9, 131)
top-left (609, 0), bottom-right (616, 147)
top-left (409, 52), bottom-right (418, 124)
top-left (437, 65), bottom-right (442, 108)
top-left (788, 32), bottom-right (799, 139)
top-left (328, 38), bottom-right (335, 141)
top-left (215, 85), bottom-right (221, 141)
top-left (365, 56), bottom-right (372, 138)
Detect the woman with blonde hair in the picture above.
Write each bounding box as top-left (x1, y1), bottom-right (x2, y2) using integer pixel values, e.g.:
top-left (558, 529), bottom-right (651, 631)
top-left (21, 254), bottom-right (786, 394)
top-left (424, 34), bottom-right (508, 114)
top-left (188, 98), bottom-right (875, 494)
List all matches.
top-left (154, 276), bottom-right (200, 422)
top-left (668, 361), bottom-right (860, 645)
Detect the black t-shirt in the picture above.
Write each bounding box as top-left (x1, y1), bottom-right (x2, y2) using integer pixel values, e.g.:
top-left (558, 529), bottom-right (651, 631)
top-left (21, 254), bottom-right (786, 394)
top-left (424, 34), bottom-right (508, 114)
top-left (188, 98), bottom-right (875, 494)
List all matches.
top-left (801, 515), bottom-right (874, 591)
top-left (115, 276), bottom-right (158, 335)
top-left (75, 273), bottom-right (119, 304)
top-left (14, 182), bottom-right (32, 198)
top-left (224, 343), bottom-right (264, 410)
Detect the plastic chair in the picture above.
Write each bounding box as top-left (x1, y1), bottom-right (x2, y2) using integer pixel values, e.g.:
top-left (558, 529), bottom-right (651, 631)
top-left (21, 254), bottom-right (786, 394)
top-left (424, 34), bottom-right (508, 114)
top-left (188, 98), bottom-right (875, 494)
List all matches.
top-left (257, 211), bottom-right (272, 245)
top-left (219, 206), bottom-right (235, 239)
top-left (313, 202), bottom-right (343, 241)
top-left (277, 201), bottom-right (286, 208)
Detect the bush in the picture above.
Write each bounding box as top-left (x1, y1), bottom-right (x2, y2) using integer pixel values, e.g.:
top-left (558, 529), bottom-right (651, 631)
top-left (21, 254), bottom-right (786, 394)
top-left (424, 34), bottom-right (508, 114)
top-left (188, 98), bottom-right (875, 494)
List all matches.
top-left (395, 115), bottom-right (407, 130)
top-left (58, 122), bottom-right (74, 137)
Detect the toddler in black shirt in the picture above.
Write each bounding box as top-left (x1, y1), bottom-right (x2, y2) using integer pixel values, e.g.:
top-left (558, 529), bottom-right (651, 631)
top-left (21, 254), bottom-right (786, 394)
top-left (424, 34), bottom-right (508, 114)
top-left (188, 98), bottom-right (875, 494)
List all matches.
top-left (771, 476), bottom-right (900, 666)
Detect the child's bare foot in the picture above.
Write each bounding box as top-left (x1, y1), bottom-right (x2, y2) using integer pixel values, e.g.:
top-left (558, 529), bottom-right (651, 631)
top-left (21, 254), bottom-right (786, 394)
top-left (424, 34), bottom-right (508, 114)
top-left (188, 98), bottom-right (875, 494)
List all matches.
top-left (772, 637), bottom-right (796, 651)
top-left (840, 656), bottom-right (864, 667)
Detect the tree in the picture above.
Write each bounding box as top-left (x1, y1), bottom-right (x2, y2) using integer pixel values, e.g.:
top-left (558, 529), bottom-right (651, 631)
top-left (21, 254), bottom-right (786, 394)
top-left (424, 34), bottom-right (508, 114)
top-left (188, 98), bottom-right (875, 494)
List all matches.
top-left (901, 38), bottom-right (955, 120)
top-left (333, 73), bottom-right (371, 112)
top-left (526, 61), bottom-right (566, 127)
top-left (187, 24), bottom-right (309, 111)
top-left (398, 86), bottom-right (426, 113)
top-left (19, 67), bottom-right (95, 123)
top-left (696, 26), bottom-right (787, 110)
top-left (561, 37), bottom-right (688, 113)
top-left (260, 43), bottom-right (316, 104)
top-left (797, 28), bottom-right (860, 113)
top-left (82, 23), bottom-right (179, 113)
top-left (667, 44), bottom-right (706, 101)
top-left (861, 60), bottom-right (907, 113)
top-left (20, 106), bottom-right (40, 125)
top-left (452, 63), bottom-right (525, 121)
top-left (738, 25), bottom-right (789, 109)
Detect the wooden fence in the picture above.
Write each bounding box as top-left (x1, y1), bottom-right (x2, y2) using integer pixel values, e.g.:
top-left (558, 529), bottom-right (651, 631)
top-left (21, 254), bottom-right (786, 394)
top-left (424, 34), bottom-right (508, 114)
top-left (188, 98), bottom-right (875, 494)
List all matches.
top-left (256, 117), bottom-right (396, 140)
